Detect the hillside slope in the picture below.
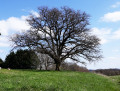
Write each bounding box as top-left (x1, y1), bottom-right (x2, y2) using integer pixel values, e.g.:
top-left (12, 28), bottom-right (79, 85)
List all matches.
top-left (0, 69), bottom-right (119, 91)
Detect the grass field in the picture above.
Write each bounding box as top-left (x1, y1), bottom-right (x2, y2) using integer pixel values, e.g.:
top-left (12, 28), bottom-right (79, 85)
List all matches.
top-left (110, 75), bottom-right (120, 86)
top-left (0, 69), bottom-right (119, 91)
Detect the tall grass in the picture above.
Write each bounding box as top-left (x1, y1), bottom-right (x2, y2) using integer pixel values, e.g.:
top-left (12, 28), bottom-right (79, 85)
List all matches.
top-left (0, 69), bottom-right (119, 91)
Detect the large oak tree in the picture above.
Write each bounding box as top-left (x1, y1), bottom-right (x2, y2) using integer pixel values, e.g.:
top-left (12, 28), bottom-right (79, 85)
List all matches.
top-left (11, 7), bottom-right (102, 71)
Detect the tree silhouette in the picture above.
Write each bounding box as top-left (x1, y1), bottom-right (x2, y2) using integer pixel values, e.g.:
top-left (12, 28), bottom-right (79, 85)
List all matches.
top-left (11, 7), bottom-right (102, 71)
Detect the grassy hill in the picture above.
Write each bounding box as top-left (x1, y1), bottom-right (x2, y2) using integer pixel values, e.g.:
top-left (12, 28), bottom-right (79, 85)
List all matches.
top-left (0, 69), bottom-right (119, 91)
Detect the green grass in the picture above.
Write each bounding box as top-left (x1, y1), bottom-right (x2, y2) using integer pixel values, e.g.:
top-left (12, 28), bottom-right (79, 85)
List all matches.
top-left (110, 75), bottom-right (120, 86)
top-left (0, 69), bottom-right (119, 91)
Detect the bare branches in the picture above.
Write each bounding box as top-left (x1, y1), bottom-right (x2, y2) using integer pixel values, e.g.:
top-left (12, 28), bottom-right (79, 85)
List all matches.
top-left (11, 6), bottom-right (102, 70)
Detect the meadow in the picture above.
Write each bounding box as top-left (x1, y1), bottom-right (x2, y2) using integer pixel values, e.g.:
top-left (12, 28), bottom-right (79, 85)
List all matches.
top-left (0, 69), bottom-right (119, 91)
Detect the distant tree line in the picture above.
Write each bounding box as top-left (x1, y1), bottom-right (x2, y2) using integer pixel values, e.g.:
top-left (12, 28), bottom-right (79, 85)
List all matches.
top-left (95, 69), bottom-right (120, 76)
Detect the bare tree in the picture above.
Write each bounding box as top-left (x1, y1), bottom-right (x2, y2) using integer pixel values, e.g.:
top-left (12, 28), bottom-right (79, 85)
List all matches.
top-left (37, 53), bottom-right (53, 70)
top-left (11, 7), bottom-right (102, 71)
top-left (36, 53), bottom-right (44, 70)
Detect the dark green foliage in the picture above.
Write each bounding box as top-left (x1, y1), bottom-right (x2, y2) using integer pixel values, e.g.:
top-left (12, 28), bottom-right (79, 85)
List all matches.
top-left (0, 58), bottom-right (3, 64)
top-left (4, 49), bottom-right (39, 69)
top-left (0, 58), bottom-right (3, 67)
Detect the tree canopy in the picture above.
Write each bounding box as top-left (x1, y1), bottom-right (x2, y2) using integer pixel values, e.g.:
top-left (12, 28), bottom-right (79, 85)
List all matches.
top-left (11, 6), bottom-right (102, 70)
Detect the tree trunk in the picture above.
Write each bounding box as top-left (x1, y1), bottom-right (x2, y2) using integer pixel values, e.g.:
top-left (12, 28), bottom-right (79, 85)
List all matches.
top-left (55, 63), bottom-right (60, 71)
top-left (45, 61), bottom-right (48, 70)
top-left (40, 65), bottom-right (42, 70)
top-left (45, 65), bottom-right (47, 70)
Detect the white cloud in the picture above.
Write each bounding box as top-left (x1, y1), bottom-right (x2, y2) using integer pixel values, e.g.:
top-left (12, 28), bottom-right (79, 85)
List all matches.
top-left (112, 49), bottom-right (119, 53)
top-left (91, 27), bottom-right (111, 44)
top-left (0, 11), bottom-right (40, 47)
top-left (0, 42), bottom-right (9, 47)
top-left (0, 16), bottom-right (30, 36)
top-left (0, 49), bottom-right (4, 53)
top-left (30, 10), bottom-right (40, 17)
top-left (91, 27), bottom-right (120, 44)
top-left (87, 56), bottom-right (120, 69)
top-left (0, 36), bottom-right (10, 47)
top-left (107, 56), bottom-right (119, 60)
top-left (0, 16), bottom-right (30, 47)
top-left (21, 9), bottom-right (39, 17)
top-left (101, 11), bottom-right (120, 22)
top-left (112, 29), bottom-right (120, 39)
top-left (111, 2), bottom-right (120, 8)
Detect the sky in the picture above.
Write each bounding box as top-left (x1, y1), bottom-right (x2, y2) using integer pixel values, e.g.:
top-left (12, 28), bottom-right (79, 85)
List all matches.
top-left (0, 0), bottom-right (120, 69)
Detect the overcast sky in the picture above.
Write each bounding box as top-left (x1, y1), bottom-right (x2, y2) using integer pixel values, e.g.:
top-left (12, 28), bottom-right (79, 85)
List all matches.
top-left (0, 0), bottom-right (120, 69)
